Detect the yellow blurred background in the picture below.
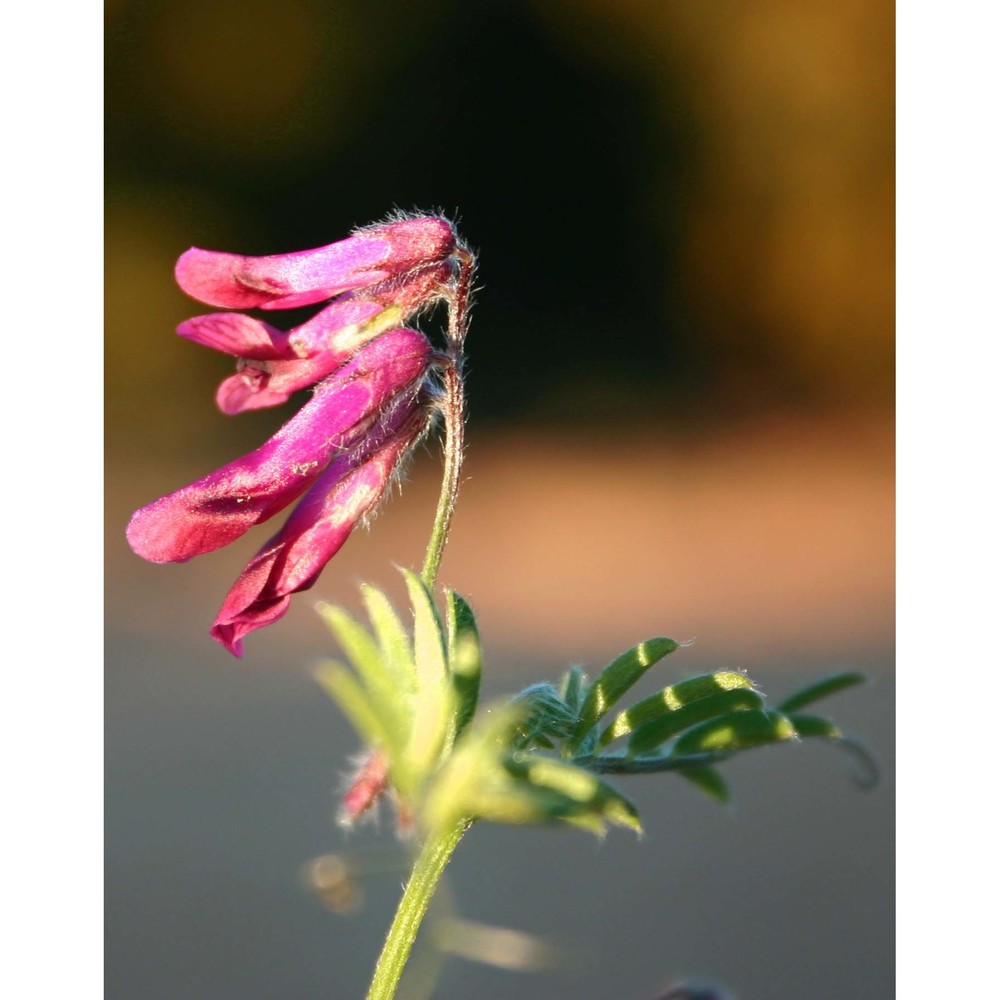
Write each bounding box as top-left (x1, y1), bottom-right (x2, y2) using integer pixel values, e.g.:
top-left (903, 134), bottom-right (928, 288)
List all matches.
top-left (107, 1), bottom-right (893, 997)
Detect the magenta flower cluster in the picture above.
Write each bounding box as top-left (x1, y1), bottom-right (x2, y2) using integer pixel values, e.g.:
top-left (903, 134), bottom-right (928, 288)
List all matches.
top-left (127, 216), bottom-right (460, 656)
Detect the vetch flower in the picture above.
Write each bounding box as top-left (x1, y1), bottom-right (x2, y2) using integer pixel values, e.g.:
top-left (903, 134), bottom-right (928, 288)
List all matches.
top-left (127, 327), bottom-right (433, 561)
top-left (210, 391), bottom-right (432, 656)
top-left (127, 325), bottom-right (435, 654)
top-left (174, 215), bottom-right (456, 311)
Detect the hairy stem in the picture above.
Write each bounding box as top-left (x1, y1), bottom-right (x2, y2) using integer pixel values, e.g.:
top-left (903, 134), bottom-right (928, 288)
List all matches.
top-left (420, 358), bottom-right (465, 589)
top-left (365, 819), bottom-right (470, 1000)
top-left (420, 251), bottom-right (474, 590)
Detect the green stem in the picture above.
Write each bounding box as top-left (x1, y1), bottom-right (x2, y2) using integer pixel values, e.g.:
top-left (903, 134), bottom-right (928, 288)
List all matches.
top-left (420, 250), bottom-right (473, 590)
top-left (575, 752), bottom-right (726, 773)
top-left (365, 819), bottom-right (470, 1000)
top-left (420, 358), bottom-right (465, 589)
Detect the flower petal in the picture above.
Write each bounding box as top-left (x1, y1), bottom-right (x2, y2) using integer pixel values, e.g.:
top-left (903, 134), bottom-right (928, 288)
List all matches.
top-left (215, 353), bottom-right (353, 415)
top-left (175, 217), bottom-right (456, 311)
top-left (178, 297), bottom-right (388, 362)
top-left (210, 406), bottom-right (427, 656)
top-left (215, 371), bottom-right (293, 414)
top-left (281, 297), bottom-right (385, 357)
top-left (126, 328), bottom-right (432, 564)
top-left (175, 312), bottom-right (297, 360)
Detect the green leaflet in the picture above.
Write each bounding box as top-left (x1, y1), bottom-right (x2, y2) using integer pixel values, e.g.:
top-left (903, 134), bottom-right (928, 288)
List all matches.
top-left (315, 663), bottom-right (387, 752)
top-left (316, 606), bottom-right (409, 756)
top-left (360, 583), bottom-right (416, 695)
top-left (778, 672), bottom-right (866, 713)
top-left (675, 764), bottom-right (730, 804)
top-left (401, 569), bottom-right (449, 688)
top-left (504, 752), bottom-right (642, 833)
top-left (401, 569), bottom-right (454, 771)
top-left (560, 666), bottom-right (587, 716)
top-left (785, 712), bottom-right (843, 740)
top-left (445, 589), bottom-right (482, 738)
top-left (570, 637), bottom-right (679, 748)
top-left (672, 709), bottom-right (798, 756)
top-left (628, 686), bottom-right (765, 756)
top-left (460, 780), bottom-right (593, 827)
top-left (599, 670), bottom-right (754, 747)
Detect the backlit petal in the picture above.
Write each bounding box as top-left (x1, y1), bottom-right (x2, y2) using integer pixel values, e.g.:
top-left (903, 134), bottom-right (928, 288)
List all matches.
top-left (175, 218), bottom-right (456, 311)
top-left (126, 328), bottom-right (432, 563)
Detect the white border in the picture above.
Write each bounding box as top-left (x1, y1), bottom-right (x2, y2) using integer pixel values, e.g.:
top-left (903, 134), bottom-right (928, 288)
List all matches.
top-left (3, 5), bottom-right (102, 997)
top-left (897, 4), bottom-right (998, 996)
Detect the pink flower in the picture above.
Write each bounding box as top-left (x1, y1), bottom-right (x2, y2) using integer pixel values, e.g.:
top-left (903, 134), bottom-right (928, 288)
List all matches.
top-left (127, 216), bottom-right (457, 654)
top-left (210, 396), bottom-right (429, 656)
top-left (127, 327), bottom-right (432, 565)
top-left (128, 327), bottom-right (433, 655)
top-left (174, 216), bottom-right (456, 311)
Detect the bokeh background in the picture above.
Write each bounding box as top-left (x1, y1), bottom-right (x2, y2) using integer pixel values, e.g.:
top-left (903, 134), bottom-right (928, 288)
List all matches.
top-left (106, 1), bottom-right (894, 997)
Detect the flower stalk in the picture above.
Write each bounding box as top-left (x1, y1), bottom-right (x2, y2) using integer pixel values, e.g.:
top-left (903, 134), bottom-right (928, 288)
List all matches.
top-left (365, 819), bottom-right (471, 1000)
top-left (421, 248), bottom-right (474, 591)
top-left (420, 356), bottom-right (465, 591)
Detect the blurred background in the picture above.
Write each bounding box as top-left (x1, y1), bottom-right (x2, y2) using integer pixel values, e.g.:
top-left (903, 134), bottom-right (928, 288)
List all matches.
top-left (106, 1), bottom-right (893, 997)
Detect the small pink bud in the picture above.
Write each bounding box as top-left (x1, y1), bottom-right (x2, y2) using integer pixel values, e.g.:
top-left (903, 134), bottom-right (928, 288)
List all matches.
top-left (338, 750), bottom-right (391, 825)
